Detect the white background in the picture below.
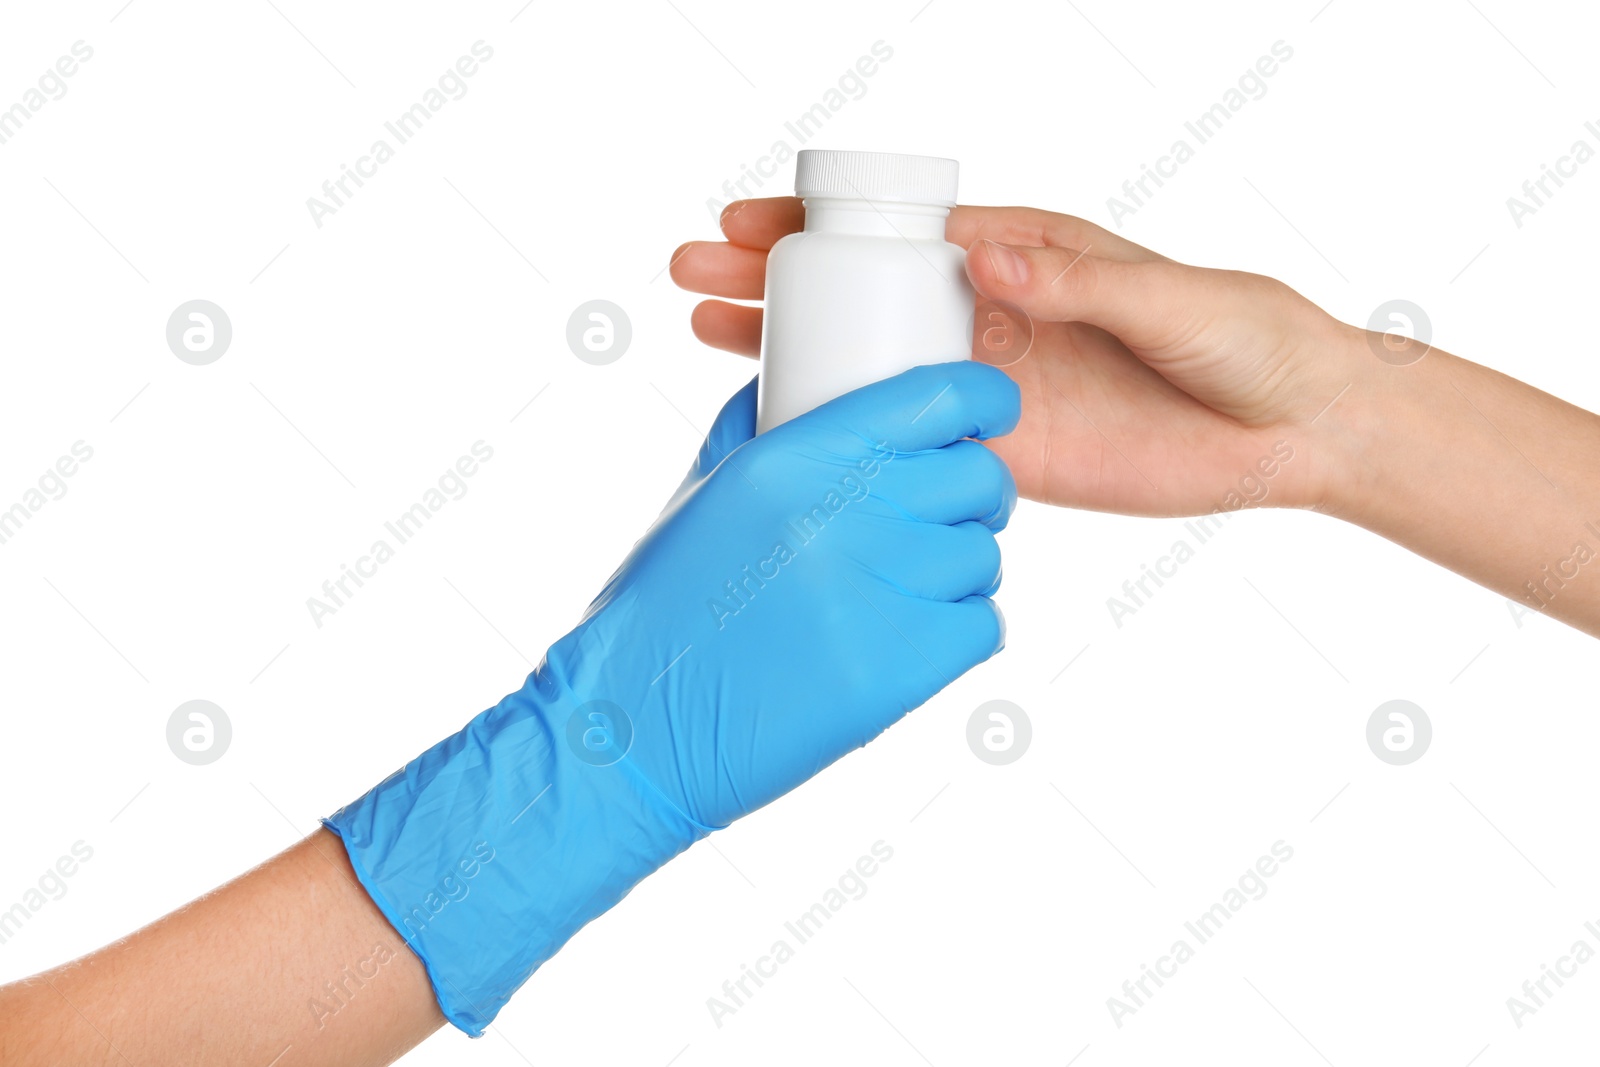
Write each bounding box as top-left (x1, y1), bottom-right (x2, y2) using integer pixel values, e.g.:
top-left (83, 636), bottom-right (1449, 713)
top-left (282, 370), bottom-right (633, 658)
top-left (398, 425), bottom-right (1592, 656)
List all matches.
top-left (2, 0), bottom-right (1599, 1063)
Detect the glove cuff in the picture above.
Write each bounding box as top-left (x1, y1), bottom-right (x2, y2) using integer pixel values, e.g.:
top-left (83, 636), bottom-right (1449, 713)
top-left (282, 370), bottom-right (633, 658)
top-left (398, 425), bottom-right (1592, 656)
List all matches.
top-left (324, 661), bottom-right (707, 1036)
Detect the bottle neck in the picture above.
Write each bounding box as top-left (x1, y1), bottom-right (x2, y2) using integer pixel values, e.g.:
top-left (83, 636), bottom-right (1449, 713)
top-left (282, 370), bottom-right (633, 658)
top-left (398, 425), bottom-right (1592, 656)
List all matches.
top-left (802, 197), bottom-right (950, 240)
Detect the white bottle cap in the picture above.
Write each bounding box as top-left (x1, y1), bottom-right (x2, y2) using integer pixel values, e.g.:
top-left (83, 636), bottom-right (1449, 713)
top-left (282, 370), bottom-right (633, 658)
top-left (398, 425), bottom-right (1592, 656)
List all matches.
top-left (794, 149), bottom-right (959, 207)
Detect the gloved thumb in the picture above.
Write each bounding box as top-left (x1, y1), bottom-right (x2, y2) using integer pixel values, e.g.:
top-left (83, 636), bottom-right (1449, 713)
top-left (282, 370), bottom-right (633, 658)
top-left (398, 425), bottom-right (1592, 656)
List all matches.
top-left (663, 374), bottom-right (758, 509)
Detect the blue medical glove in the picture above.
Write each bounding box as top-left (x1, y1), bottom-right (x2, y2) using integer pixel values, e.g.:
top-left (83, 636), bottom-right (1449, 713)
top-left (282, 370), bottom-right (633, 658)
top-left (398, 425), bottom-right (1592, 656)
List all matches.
top-left (325, 361), bottom-right (1020, 1035)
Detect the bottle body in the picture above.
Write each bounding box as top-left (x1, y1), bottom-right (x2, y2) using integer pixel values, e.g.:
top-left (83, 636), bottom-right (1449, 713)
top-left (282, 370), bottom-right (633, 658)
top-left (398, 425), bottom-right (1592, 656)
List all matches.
top-left (756, 197), bottom-right (973, 434)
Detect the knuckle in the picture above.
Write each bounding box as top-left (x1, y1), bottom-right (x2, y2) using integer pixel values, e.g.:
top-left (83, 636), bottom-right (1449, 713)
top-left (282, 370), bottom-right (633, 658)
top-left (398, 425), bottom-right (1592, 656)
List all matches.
top-left (971, 525), bottom-right (1002, 581)
top-left (733, 435), bottom-right (785, 485)
top-left (969, 595), bottom-right (1005, 655)
top-left (973, 443), bottom-right (1017, 514)
top-left (1225, 268), bottom-right (1295, 306)
top-left (1048, 247), bottom-right (1102, 302)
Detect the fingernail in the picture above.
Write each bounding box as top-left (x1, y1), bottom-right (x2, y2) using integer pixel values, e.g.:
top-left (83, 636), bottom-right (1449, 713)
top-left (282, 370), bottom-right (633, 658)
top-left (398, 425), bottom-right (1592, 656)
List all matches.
top-left (980, 240), bottom-right (1030, 287)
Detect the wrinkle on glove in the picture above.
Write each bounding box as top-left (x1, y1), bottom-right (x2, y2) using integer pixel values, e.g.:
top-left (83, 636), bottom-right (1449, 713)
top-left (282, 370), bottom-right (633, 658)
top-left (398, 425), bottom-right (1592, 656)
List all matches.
top-left (326, 363), bottom-right (1020, 1035)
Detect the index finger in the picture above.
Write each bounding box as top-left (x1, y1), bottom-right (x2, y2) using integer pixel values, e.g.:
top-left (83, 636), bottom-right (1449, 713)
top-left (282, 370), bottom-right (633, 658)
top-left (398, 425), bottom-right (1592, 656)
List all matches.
top-left (783, 362), bottom-right (1023, 456)
top-left (719, 197), bottom-right (804, 250)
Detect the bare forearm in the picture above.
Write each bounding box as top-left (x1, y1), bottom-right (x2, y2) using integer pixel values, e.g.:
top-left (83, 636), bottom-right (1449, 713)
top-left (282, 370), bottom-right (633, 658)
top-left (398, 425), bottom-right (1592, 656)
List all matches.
top-left (0, 830), bottom-right (443, 1067)
top-left (1322, 325), bottom-right (1600, 636)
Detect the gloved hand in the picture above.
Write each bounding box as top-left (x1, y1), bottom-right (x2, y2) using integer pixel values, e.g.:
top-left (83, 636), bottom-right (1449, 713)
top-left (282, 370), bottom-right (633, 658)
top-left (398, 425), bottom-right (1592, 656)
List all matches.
top-left (325, 361), bottom-right (1020, 1035)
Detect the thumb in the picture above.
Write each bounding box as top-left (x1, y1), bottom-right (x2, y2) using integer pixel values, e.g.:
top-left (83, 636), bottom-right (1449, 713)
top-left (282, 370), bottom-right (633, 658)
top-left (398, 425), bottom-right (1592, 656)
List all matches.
top-left (966, 239), bottom-right (1206, 355)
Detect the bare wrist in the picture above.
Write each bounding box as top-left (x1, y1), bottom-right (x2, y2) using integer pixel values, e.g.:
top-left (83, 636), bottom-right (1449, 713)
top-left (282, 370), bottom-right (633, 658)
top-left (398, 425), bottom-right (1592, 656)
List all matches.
top-left (1306, 320), bottom-right (1455, 528)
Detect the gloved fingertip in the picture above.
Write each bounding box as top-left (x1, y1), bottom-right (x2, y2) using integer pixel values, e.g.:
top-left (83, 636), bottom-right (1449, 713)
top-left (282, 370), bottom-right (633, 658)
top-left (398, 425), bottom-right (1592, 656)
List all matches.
top-left (960, 363), bottom-right (1022, 442)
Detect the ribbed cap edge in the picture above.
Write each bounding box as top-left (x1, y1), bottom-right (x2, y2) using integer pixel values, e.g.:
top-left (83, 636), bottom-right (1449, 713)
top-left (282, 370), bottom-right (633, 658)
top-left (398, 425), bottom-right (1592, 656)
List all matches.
top-left (794, 149), bottom-right (959, 207)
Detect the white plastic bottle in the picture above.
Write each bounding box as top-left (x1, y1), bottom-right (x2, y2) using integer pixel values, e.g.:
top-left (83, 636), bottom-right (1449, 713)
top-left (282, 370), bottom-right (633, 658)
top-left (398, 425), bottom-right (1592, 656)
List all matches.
top-left (755, 150), bottom-right (973, 433)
